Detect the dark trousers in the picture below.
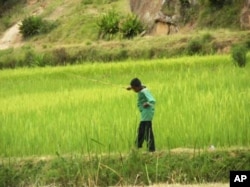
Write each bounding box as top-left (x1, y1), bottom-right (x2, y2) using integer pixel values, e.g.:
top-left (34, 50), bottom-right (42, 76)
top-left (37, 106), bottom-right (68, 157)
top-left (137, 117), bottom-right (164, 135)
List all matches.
top-left (136, 121), bottom-right (155, 152)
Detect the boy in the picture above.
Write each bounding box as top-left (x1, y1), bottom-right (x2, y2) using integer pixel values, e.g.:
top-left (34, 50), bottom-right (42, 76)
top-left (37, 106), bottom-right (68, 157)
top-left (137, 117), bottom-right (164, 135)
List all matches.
top-left (127, 78), bottom-right (156, 152)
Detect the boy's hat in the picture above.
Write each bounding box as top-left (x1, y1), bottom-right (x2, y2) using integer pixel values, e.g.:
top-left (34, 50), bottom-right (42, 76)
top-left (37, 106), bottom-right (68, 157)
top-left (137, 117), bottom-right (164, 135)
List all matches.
top-left (130, 78), bottom-right (141, 87)
top-left (127, 78), bottom-right (146, 90)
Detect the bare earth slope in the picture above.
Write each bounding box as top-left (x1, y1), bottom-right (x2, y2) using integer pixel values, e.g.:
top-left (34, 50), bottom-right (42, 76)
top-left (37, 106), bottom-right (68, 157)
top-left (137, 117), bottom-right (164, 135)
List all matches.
top-left (0, 21), bottom-right (22, 50)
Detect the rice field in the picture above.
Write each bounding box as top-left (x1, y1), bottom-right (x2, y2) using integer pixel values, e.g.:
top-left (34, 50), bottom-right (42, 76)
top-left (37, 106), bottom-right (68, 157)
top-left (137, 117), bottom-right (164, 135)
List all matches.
top-left (0, 55), bottom-right (249, 157)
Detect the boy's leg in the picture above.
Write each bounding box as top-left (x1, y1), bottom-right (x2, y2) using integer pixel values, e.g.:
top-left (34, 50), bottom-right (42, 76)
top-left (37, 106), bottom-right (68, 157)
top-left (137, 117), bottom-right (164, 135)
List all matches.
top-left (136, 121), bottom-right (146, 148)
top-left (145, 121), bottom-right (155, 152)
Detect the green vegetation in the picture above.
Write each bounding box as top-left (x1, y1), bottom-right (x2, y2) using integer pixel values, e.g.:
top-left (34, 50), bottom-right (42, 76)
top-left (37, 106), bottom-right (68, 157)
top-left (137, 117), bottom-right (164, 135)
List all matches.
top-left (119, 14), bottom-right (144, 39)
top-left (97, 10), bottom-right (144, 40)
top-left (19, 16), bottom-right (57, 38)
top-left (0, 1), bottom-right (250, 186)
top-left (0, 0), bottom-right (249, 70)
top-left (1, 149), bottom-right (250, 186)
top-left (231, 44), bottom-right (247, 67)
top-left (207, 0), bottom-right (234, 9)
top-left (97, 10), bottom-right (120, 39)
top-left (0, 31), bottom-right (249, 69)
top-left (197, 0), bottom-right (244, 29)
top-left (1, 55), bottom-right (249, 157)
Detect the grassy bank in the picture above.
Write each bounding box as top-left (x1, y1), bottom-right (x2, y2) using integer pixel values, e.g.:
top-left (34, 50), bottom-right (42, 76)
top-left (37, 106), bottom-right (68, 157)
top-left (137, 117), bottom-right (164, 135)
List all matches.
top-left (0, 55), bottom-right (249, 157)
top-left (0, 30), bottom-right (250, 69)
top-left (1, 149), bottom-right (250, 186)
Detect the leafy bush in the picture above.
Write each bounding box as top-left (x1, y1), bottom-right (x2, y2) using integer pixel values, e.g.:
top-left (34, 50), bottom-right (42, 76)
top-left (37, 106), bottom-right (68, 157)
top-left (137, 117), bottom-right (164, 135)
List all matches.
top-left (180, 0), bottom-right (190, 7)
top-left (201, 33), bottom-right (213, 42)
top-left (245, 39), bottom-right (250, 49)
top-left (119, 14), bottom-right (144, 39)
top-left (186, 38), bottom-right (203, 55)
top-left (24, 50), bottom-right (41, 67)
top-left (185, 33), bottom-right (217, 55)
top-left (231, 44), bottom-right (247, 67)
top-left (53, 48), bottom-right (70, 65)
top-left (19, 16), bottom-right (56, 38)
top-left (97, 10), bottom-right (120, 40)
top-left (208, 0), bottom-right (233, 9)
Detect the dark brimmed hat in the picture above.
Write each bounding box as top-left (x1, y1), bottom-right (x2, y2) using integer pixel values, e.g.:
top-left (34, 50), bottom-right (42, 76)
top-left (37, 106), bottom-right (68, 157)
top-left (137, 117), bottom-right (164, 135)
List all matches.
top-left (130, 78), bottom-right (141, 87)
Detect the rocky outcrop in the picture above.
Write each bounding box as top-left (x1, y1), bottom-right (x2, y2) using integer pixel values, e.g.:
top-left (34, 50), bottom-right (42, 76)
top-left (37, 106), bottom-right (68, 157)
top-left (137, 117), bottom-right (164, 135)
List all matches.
top-left (130, 0), bottom-right (250, 34)
top-left (154, 11), bottom-right (179, 35)
top-left (130, 0), bottom-right (181, 34)
top-left (130, 0), bottom-right (163, 30)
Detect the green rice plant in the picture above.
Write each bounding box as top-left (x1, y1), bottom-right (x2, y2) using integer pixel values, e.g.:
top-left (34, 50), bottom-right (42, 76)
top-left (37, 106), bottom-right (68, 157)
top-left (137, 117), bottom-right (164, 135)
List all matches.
top-left (0, 55), bottom-right (249, 157)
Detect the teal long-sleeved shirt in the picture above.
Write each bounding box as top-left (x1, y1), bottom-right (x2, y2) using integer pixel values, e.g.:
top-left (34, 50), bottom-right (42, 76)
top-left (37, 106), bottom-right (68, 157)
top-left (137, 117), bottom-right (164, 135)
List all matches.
top-left (137, 87), bottom-right (156, 121)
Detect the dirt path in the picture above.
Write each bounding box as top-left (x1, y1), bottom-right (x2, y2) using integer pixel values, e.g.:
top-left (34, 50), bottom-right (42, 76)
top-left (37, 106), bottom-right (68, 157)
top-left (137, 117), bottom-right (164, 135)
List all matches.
top-left (0, 21), bottom-right (23, 50)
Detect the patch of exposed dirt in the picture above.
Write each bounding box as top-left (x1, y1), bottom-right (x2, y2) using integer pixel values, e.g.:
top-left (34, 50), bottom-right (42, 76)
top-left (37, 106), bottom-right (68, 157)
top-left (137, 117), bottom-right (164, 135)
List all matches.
top-left (0, 21), bottom-right (23, 50)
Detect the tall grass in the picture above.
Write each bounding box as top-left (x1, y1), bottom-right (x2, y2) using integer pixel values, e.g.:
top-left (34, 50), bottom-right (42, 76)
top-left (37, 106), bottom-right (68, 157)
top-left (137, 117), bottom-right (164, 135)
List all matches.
top-left (0, 55), bottom-right (249, 157)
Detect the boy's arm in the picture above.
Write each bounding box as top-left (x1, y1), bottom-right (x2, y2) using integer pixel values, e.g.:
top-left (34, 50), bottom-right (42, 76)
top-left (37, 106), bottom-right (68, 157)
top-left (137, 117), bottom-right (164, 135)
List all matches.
top-left (143, 90), bottom-right (155, 107)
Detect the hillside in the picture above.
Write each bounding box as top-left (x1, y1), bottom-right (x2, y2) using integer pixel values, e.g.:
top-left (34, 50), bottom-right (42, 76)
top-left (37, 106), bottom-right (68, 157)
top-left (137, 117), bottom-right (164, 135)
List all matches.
top-left (0, 0), bottom-right (249, 68)
top-left (0, 0), bottom-right (130, 46)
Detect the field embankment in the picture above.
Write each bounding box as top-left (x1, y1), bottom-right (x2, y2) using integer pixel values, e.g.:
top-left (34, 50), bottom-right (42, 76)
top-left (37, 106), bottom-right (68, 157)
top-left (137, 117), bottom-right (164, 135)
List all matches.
top-left (1, 148), bottom-right (250, 186)
top-left (0, 30), bottom-right (250, 69)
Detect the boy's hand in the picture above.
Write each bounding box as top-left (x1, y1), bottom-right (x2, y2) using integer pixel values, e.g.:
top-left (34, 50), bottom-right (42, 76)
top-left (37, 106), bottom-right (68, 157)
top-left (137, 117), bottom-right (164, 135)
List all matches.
top-left (143, 102), bottom-right (150, 108)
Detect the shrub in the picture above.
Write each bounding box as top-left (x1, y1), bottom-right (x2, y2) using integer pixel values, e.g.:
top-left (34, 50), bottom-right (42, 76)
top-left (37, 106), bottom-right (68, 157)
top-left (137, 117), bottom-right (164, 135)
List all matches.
top-left (201, 33), bottom-right (213, 42)
top-left (97, 10), bottom-right (120, 40)
top-left (186, 38), bottom-right (203, 55)
top-left (231, 44), bottom-right (247, 67)
top-left (53, 48), bottom-right (70, 65)
top-left (208, 0), bottom-right (233, 9)
top-left (180, 0), bottom-right (190, 6)
top-left (245, 39), bottom-right (250, 49)
top-left (19, 16), bottom-right (56, 38)
top-left (23, 50), bottom-right (51, 67)
top-left (119, 14), bottom-right (144, 39)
